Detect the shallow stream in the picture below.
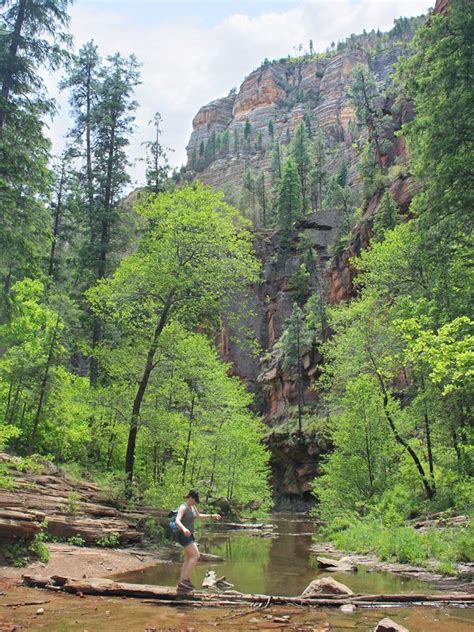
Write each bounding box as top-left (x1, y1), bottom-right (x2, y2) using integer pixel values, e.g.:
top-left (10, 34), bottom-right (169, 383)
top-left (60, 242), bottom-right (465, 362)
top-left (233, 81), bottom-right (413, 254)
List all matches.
top-left (120, 514), bottom-right (433, 596)
top-left (112, 514), bottom-right (474, 631)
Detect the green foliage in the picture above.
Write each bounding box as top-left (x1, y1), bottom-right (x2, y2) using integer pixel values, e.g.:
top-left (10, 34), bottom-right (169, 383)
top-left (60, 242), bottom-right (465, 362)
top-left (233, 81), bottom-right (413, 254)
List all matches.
top-left (372, 190), bottom-right (401, 240)
top-left (1, 529), bottom-right (50, 567)
top-left (278, 158), bottom-right (302, 237)
top-left (65, 491), bottom-right (81, 516)
top-left (330, 519), bottom-right (473, 571)
top-left (96, 532), bottom-right (120, 548)
top-left (67, 535), bottom-right (86, 547)
top-left (290, 122), bottom-right (311, 213)
top-left (310, 0), bottom-right (473, 547)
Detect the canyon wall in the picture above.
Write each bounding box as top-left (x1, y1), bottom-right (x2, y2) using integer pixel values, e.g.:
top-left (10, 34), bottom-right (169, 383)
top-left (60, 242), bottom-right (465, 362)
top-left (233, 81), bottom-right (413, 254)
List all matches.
top-left (184, 25), bottom-right (420, 504)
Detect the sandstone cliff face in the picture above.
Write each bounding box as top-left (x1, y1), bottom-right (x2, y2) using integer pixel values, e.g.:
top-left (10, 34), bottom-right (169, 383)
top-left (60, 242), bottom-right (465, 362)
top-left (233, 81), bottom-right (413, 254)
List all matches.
top-left (186, 44), bottom-right (407, 195)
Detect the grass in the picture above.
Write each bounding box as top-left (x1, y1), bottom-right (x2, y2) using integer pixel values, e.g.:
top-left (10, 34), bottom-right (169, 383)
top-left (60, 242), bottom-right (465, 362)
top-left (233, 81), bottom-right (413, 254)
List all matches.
top-left (329, 519), bottom-right (473, 573)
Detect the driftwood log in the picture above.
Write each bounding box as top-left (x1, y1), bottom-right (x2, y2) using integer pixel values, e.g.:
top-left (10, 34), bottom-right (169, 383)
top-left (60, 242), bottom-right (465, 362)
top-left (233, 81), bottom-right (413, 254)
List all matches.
top-left (22, 575), bottom-right (474, 609)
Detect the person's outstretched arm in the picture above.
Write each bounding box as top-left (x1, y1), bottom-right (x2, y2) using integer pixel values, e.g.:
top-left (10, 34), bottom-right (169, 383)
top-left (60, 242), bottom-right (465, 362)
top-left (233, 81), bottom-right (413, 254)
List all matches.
top-left (195, 508), bottom-right (221, 521)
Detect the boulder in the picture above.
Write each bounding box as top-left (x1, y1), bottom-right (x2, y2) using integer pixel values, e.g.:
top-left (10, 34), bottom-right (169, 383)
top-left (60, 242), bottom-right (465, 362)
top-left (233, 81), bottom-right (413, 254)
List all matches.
top-left (300, 576), bottom-right (353, 597)
top-left (316, 556), bottom-right (357, 572)
top-left (374, 618), bottom-right (409, 632)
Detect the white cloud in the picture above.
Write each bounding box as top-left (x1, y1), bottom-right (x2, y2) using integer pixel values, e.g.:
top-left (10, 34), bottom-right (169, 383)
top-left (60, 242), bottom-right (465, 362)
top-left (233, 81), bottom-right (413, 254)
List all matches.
top-left (47, 0), bottom-right (431, 187)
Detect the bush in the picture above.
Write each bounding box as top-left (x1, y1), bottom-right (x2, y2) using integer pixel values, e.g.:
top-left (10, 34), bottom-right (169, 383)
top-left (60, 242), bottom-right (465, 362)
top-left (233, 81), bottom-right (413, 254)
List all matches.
top-left (96, 532), bottom-right (120, 548)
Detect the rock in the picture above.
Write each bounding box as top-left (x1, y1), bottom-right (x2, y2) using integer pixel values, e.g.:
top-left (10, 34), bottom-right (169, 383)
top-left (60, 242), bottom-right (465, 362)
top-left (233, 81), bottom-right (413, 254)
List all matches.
top-left (316, 556), bottom-right (357, 572)
top-left (36, 608), bottom-right (44, 615)
top-left (300, 576), bottom-right (353, 597)
top-left (374, 618), bottom-right (409, 632)
top-left (340, 604), bottom-right (356, 613)
top-left (198, 552), bottom-right (224, 562)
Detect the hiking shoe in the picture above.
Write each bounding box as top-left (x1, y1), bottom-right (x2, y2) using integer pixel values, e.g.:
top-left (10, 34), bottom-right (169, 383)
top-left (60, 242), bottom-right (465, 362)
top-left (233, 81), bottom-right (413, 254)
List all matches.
top-left (182, 579), bottom-right (194, 589)
top-left (176, 581), bottom-right (193, 594)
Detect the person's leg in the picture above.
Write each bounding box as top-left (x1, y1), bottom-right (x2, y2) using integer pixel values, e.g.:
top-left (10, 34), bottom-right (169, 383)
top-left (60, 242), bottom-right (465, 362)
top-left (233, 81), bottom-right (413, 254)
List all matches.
top-left (180, 542), bottom-right (200, 582)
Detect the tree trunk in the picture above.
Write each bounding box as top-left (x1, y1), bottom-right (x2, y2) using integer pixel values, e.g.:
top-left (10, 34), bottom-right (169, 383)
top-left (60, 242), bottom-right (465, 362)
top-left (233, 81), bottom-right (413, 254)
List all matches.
top-left (47, 163), bottom-right (66, 283)
top-left (181, 394), bottom-right (195, 485)
top-left (89, 113), bottom-right (117, 386)
top-left (0, 0), bottom-right (28, 130)
top-left (124, 294), bottom-right (174, 481)
top-left (27, 314), bottom-right (61, 455)
top-left (368, 348), bottom-right (435, 500)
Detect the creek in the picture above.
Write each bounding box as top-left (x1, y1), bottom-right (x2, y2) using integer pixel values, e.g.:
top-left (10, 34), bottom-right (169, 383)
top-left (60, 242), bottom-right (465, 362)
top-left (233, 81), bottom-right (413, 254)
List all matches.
top-left (113, 514), bottom-right (474, 631)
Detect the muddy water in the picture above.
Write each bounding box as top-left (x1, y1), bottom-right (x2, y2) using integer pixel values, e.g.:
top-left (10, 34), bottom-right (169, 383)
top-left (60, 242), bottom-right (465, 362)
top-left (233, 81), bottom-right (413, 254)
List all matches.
top-left (120, 515), bottom-right (434, 596)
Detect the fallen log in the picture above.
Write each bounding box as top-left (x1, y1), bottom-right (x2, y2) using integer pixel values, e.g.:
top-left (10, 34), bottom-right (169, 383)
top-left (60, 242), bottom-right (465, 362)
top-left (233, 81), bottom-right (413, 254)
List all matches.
top-left (22, 575), bottom-right (474, 609)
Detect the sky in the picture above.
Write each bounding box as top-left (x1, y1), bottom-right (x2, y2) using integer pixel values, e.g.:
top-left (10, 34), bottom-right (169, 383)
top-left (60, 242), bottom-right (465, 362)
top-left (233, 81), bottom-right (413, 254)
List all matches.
top-left (47, 0), bottom-right (432, 186)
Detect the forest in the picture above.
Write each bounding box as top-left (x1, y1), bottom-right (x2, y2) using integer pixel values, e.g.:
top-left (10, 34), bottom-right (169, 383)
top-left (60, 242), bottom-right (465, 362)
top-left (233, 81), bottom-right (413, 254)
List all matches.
top-left (0, 0), bottom-right (472, 575)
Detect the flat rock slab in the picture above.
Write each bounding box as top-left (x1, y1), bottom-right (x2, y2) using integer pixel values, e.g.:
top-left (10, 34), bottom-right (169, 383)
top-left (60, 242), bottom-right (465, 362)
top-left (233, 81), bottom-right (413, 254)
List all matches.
top-left (316, 556), bottom-right (357, 572)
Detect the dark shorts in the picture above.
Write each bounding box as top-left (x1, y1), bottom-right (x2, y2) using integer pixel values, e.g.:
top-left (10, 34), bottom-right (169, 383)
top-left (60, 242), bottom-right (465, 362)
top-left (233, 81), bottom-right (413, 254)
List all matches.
top-left (177, 530), bottom-right (195, 548)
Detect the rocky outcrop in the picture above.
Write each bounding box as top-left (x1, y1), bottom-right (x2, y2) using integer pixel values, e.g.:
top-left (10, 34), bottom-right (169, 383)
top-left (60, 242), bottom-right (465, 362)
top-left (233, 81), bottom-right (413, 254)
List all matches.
top-left (327, 174), bottom-right (420, 303)
top-left (0, 454), bottom-right (165, 548)
top-left (265, 430), bottom-right (331, 505)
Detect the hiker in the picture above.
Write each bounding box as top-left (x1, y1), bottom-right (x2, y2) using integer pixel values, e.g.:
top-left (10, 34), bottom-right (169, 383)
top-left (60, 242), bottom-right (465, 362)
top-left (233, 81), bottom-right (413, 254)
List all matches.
top-left (175, 490), bottom-right (221, 594)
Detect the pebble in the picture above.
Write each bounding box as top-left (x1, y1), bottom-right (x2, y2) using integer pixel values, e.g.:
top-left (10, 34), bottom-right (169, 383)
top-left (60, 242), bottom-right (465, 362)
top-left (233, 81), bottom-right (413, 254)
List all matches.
top-left (36, 608), bottom-right (44, 615)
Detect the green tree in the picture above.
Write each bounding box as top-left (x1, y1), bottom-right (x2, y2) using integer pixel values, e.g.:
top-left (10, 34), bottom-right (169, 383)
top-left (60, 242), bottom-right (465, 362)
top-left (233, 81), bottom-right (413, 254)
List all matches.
top-left (88, 184), bottom-right (259, 481)
top-left (143, 111), bottom-right (171, 193)
top-left (278, 158), bottom-right (302, 237)
top-left (348, 64), bottom-right (392, 175)
top-left (310, 127), bottom-right (328, 211)
top-left (372, 190), bottom-right (400, 241)
top-left (0, 0), bottom-right (72, 130)
top-left (268, 119), bottom-right (274, 141)
top-left (0, 0), bottom-right (72, 312)
top-left (291, 122), bottom-right (311, 214)
top-left (244, 117), bottom-right (251, 144)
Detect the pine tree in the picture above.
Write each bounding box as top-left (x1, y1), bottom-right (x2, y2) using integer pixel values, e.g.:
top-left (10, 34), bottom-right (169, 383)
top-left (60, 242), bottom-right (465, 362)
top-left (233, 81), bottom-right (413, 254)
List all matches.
top-left (291, 122), bottom-right (311, 214)
top-left (348, 64), bottom-right (392, 174)
top-left (88, 53), bottom-right (140, 384)
top-left (143, 111), bottom-right (171, 194)
top-left (268, 119), bottom-right (274, 141)
top-left (372, 190), bottom-right (400, 241)
top-left (0, 0), bottom-right (72, 130)
top-left (60, 41), bottom-right (101, 254)
top-left (222, 128), bottom-right (230, 155)
top-left (310, 127), bottom-right (328, 211)
top-left (256, 172), bottom-right (267, 227)
top-left (244, 117), bottom-right (251, 149)
top-left (278, 158), bottom-right (302, 236)
top-left (0, 0), bottom-right (72, 314)
top-left (233, 128), bottom-right (240, 153)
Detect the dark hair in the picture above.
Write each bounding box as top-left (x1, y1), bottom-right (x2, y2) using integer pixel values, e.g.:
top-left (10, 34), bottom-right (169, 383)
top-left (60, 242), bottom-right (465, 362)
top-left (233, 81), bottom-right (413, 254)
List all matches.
top-left (185, 489), bottom-right (200, 503)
